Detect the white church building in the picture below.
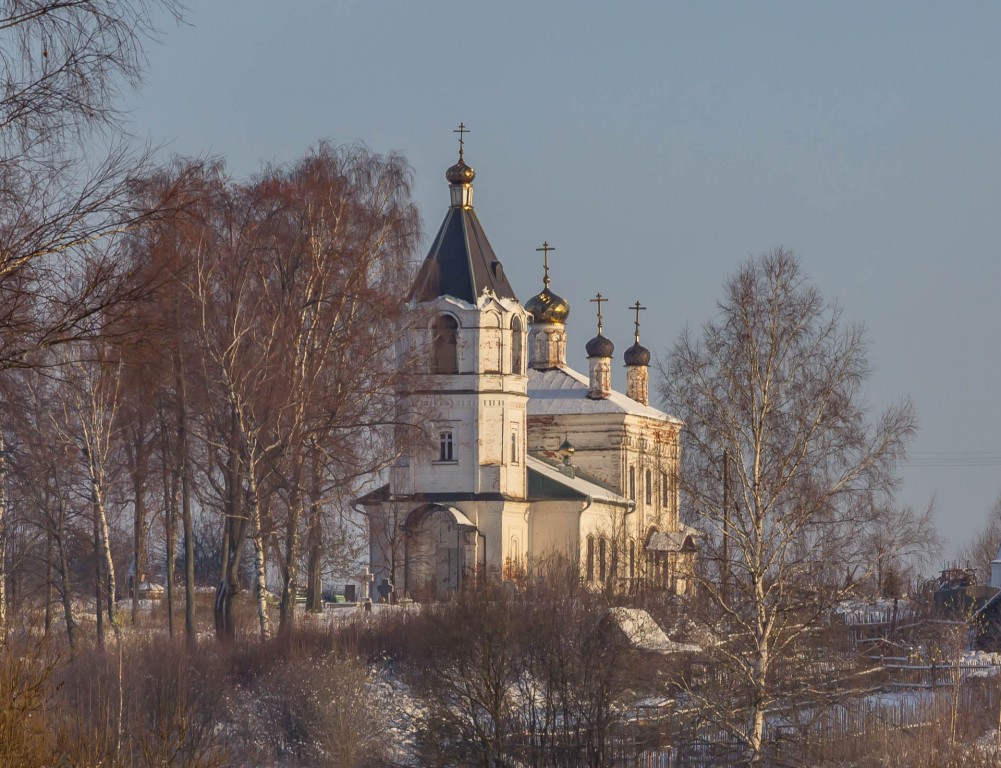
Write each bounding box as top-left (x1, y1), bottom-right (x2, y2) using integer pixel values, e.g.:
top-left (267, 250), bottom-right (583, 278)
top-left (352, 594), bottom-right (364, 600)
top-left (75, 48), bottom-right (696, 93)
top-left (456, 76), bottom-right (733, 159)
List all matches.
top-left (363, 138), bottom-right (697, 601)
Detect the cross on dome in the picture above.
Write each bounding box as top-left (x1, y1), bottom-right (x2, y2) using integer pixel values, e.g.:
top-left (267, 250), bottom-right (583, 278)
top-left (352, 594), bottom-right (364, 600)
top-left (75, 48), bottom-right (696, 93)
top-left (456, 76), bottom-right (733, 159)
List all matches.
top-left (536, 241), bottom-right (555, 288)
top-left (630, 300), bottom-right (647, 343)
top-left (590, 292), bottom-right (607, 335)
top-left (454, 122), bottom-right (469, 159)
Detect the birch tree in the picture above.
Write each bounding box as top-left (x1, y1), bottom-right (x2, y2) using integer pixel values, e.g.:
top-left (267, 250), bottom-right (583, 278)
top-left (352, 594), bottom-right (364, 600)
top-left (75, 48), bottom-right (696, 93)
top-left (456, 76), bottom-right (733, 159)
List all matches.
top-left (259, 144), bottom-right (421, 631)
top-left (39, 347), bottom-right (126, 646)
top-left (6, 370), bottom-right (85, 649)
top-left (0, 0), bottom-right (183, 637)
top-left (659, 250), bottom-right (917, 765)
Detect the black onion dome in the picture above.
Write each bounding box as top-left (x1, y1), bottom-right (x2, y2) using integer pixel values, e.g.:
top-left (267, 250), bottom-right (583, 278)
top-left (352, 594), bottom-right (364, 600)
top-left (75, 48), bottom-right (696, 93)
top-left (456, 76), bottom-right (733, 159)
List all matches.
top-left (446, 158), bottom-right (476, 185)
top-left (585, 333), bottom-right (614, 358)
top-left (525, 287), bottom-right (570, 325)
top-left (624, 342), bottom-right (651, 367)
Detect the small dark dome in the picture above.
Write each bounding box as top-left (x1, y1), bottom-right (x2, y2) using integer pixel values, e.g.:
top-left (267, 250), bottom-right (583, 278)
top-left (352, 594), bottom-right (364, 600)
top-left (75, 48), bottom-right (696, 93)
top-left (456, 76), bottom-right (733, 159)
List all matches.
top-left (624, 342), bottom-right (651, 367)
top-left (585, 333), bottom-right (614, 358)
top-left (525, 287), bottom-right (570, 325)
top-left (446, 158), bottom-right (476, 185)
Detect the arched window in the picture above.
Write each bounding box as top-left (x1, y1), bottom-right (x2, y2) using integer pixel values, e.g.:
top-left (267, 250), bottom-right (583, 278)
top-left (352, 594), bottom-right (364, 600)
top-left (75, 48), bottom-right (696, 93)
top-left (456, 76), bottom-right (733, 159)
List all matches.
top-left (431, 314), bottom-right (458, 374)
top-left (629, 539), bottom-right (636, 579)
top-left (645, 468), bottom-right (652, 505)
top-left (629, 466), bottom-right (636, 500)
top-left (511, 316), bottom-right (523, 374)
top-left (599, 537), bottom-right (607, 582)
top-left (586, 536), bottom-right (595, 581)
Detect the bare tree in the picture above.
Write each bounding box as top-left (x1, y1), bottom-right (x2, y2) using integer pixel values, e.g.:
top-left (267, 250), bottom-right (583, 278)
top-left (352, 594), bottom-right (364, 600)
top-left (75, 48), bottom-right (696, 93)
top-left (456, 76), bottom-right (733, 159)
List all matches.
top-left (659, 249), bottom-right (917, 765)
top-left (957, 495), bottom-right (1001, 585)
top-left (47, 347), bottom-right (126, 646)
top-left (6, 370), bottom-right (87, 649)
top-left (158, 145), bottom-right (421, 642)
top-left (0, 0), bottom-right (183, 634)
top-left (0, 0), bottom-right (183, 371)
top-left (865, 499), bottom-right (941, 597)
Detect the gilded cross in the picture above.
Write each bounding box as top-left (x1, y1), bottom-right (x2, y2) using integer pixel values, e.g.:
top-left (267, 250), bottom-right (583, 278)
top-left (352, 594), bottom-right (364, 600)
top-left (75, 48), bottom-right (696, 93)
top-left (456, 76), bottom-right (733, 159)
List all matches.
top-left (454, 122), bottom-right (469, 158)
top-left (590, 293), bottom-right (607, 335)
top-left (535, 241), bottom-right (555, 287)
top-left (630, 300), bottom-right (647, 343)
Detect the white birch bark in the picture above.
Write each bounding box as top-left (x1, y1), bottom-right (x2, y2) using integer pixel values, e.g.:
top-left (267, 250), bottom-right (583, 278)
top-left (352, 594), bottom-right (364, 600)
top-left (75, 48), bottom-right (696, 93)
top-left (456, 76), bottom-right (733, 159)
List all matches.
top-left (0, 432), bottom-right (7, 632)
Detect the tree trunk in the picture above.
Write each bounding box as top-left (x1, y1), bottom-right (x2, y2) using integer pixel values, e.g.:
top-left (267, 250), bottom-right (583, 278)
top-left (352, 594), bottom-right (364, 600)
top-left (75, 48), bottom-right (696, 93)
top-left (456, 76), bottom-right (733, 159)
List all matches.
top-left (57, 510), bottom-right (76, 654)
top-left (305, 453), bottom-right (323, 613)
top-left (178, 374), bottom-right (196, 648)
top-left (305, 511), bottom-right (323, 612)
top-left (94, 502), bottom-right (104, 648)
top-left (44, 525), bottom-right (53, 636)
top-left (164, 460), bottom-right (176, 637)
top-left (214, 413), bottom-right (245, 642)
top-left (246, 468), bottom-right (269, 642)
top-left (131, 459), bottom-right (146, 624)
top-left (0, 433), bottom-right (6, 632)
top-left (95, 488), bottom-right (118, 634)
top-left (279, 491), bottom-right (302, 632)
top-left (750, 570), bottom-right (769, 766)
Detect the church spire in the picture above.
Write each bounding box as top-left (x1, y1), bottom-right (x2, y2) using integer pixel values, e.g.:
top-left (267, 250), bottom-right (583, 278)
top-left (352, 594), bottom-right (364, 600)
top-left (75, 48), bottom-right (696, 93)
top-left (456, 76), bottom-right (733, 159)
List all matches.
top-left (409, 127), bottom-right (517, 304)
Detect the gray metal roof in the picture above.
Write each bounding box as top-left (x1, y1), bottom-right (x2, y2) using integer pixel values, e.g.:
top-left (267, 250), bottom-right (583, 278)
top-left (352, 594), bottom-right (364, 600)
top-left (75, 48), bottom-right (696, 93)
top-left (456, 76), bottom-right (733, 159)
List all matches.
top-left (409, 204), bottom-right (518, 304)
top-left (527, 365), bottom-right (680, 422)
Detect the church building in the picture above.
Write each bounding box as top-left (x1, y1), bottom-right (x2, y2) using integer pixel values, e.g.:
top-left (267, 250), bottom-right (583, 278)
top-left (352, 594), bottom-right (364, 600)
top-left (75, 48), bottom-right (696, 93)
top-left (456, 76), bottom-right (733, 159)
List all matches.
top-left (363, 135), bottom-right (697, 600)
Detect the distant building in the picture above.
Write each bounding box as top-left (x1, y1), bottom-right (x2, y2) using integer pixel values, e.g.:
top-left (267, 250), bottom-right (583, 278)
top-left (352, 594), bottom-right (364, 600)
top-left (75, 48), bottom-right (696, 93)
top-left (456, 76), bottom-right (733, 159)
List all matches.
top-left (362, 138), bottom-right (696, 600)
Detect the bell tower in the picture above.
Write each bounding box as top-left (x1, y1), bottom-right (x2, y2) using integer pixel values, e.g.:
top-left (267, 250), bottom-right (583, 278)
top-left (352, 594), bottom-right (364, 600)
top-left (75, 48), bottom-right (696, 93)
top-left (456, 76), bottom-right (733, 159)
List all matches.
top-left (391, 127), bottom-right (531, 583)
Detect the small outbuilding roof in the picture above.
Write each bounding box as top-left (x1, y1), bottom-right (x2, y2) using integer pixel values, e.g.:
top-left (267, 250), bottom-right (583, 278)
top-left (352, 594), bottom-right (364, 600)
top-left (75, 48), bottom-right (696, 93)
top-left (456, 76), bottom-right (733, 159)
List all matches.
top-left (607, 607), bottom-right (700, 655)
top-left (646, 525), bottom-right (700, 552)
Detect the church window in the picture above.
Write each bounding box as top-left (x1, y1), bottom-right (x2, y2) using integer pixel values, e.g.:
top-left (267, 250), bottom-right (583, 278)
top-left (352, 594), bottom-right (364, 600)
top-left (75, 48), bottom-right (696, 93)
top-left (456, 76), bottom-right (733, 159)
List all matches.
top-left (586, 536), bottom-right (595, 581)
top-left (599, 538), bottom-right (607, 582)
top-left (510, 426), bottom-right (519, 464)
top-left (662, 471), bottom-right (669, 507)
top-left (438, 430), bottom-right (455, 462)
top-left (511, 317), bottom-right (523, 374)
top-left (645, 469), bottom-right (652, 505)
top-left (629, 466), bottom-right (636, 501)
top-left (629, 539), bottom-right (636, 580)
top-left (431, 314), bottom-right (459, 374)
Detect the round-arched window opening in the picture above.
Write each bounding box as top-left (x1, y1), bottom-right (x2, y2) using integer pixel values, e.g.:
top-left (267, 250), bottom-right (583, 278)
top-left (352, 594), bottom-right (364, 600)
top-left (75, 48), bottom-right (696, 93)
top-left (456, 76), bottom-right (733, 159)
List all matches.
top-left (431, 314), bottom-right (459, 374)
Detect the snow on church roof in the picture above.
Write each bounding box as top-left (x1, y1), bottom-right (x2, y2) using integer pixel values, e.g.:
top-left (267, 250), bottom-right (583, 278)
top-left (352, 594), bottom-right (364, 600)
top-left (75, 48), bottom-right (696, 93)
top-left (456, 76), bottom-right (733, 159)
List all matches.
top-left (527, 365), bottom-right (681, 422)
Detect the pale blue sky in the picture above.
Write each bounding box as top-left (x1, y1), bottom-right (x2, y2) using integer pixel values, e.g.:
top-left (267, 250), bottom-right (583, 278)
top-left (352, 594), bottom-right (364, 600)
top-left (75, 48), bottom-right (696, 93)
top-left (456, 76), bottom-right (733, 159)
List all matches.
top-left (131, 2), bottom-right (1001, 561)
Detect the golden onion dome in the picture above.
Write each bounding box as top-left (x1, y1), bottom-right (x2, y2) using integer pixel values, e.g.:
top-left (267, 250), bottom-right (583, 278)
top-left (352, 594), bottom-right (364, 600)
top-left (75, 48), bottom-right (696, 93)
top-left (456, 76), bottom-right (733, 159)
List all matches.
top-left (446, 157), bottom-right (476, 185)
top-left (525, 286), bottom-right (570, 325)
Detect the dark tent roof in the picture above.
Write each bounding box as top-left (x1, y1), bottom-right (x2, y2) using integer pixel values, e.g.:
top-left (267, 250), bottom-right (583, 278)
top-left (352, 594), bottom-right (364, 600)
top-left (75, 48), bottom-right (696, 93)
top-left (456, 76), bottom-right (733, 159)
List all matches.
top-left (409, 204), bottom-right (518, 304)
